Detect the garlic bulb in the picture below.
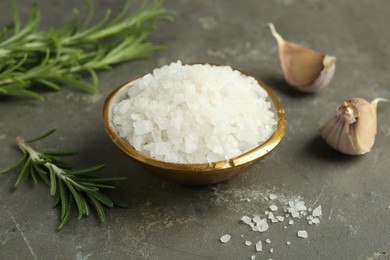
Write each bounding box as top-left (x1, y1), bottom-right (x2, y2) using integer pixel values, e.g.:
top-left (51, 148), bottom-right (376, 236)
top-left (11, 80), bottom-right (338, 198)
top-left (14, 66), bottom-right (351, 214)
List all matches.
top-left (269, 23), bottom-right (336, 93)
top-left (320, 98), bottom-right (387, 155)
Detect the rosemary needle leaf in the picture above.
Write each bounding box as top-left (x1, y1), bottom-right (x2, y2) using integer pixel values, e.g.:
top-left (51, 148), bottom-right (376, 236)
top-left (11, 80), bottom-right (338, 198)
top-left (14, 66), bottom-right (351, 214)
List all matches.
top-left (112, 198), bottom-right (129, 209)
top-left (52, 195), bottom-right (61, 208)
top-left (64, 179), bottom-right (86, 217)
top-left (0, 153), bottom-right (27, 175)
top-left (29, 164), bottom-right (38, 184)
top-left (1, 86), bottom-right (45, 101)
top-left (75, 177), bottom-right (127, 183)
top-left (59, 180), bottom-right (68, 219)
top-left (69, 180), bottom-right (99, 192)
top-left (13, 157), bottom-right (31, 189)
top-left (49, 167), bottom-right (57, 196)
top-left (26, 128), bottom-right (57, 143)
top-left (33, 164), bottom-right (50, 186)
top-left (43, 150), bottom-right (79, 157)
top-left (58, 195), bottom-right (73, 230)
top-left (51, 159), bottom-right (73, 170)
top-left (78, 192), bottom-right (91, 218)
top-left (78, 182), bottom-right (116, 189)
top-left (32, 163), bottom-right (50, 186)
top-left (1, 128), bottom-right (126, 229)
top-left (66, 164), bottom-right (106, 175)
top-left (35, 79), bottom-right (61, 91)
top-left (88, 191), bottom-right (114, 208)
top-left (10, 0), bottom-right (21, 33)
top-left (88, 196), bottom-right (106, 222)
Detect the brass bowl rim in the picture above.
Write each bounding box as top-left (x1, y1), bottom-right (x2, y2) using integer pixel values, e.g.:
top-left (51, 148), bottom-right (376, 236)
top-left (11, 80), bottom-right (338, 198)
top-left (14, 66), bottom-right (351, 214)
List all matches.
top-left (103, 64), bottom-right (286, 174)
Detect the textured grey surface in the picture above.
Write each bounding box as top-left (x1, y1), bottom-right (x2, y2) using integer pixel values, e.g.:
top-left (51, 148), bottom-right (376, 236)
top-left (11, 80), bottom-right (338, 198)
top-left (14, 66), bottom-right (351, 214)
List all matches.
top-left (1, 0), bottom-right (390, 259)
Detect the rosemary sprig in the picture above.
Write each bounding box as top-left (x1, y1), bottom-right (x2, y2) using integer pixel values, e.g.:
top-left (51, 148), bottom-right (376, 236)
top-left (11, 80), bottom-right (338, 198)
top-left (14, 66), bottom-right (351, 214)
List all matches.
top-left (0, 128), bottom-right (127, 230)
top-left (0, 0), bottom-right (174, 100)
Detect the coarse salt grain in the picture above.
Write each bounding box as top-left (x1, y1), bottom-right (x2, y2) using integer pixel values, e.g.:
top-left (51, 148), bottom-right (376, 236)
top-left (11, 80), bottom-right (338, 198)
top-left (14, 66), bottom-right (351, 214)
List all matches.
top-left (241, 216), bottom-right (252, 225)
top-left (112, 61), bottom-right (277, 163)
top-left (312, 205), bottom-right (322, 217)
top-left (253, 215), bottom-right (261, 223)
top-left (220, 234), bottom-right (231, 243)
top-left (245, 241), bottom-right (252, 246)
top-left (297, 230), bottom-right (308, 238)
top-left (312, 218), bottom-right (320, 224)
top-left (255, 240), bottom-right (262, 252)
top-left (269, 205), bottom-right (278, 212)
top-left (265, 239), bottom-right (271, 244)
top-left (269, 194), bottom-right (277, 200)
top-left (256, 219), bottom-right (269, 232)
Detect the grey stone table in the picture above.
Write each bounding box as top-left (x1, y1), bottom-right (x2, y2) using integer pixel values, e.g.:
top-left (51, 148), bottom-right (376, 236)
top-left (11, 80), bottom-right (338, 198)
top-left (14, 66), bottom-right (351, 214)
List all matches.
top-left (1, 0), bottom-right (390, 259)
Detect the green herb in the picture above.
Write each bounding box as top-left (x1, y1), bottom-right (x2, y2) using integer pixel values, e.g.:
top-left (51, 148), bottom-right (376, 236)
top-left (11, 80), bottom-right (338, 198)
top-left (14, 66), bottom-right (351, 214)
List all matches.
top-left (0, 128), bottom-right (127, 230)
top-left (0, 0), bottom-right (174, 101)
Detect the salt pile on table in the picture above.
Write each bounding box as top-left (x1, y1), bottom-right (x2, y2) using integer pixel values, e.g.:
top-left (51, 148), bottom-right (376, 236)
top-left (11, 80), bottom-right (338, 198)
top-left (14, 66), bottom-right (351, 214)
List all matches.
top-left (112, 61), bottom-right (277, 163)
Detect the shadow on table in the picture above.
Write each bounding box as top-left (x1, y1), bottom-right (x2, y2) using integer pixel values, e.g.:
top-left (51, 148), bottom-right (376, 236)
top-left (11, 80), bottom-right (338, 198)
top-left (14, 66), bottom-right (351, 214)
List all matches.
top-left (260, 75), bottom-right (315, 99)
top-left (77, 129), bottom-right (220, 213)
top-left (303, 135), bottom-right (362, 164)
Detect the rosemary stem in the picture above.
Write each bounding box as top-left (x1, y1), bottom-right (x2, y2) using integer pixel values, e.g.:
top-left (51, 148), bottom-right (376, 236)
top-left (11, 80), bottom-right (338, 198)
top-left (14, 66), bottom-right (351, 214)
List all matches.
top-left (17, 136), bottom-right (43, 163)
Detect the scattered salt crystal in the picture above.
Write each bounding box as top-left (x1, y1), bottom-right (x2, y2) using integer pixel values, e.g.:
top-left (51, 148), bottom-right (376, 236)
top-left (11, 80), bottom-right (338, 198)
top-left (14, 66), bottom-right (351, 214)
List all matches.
top-left (251, 256), bottom-right (256, 260)
top-left (219, 195), bottom-right (323, 254)
top-left (253, 215), bottom-right (261, 223)
top-left (312, 205), bottom-right (322, 217)
top-left (291, 211), bottom-right (299, 218)
top-left (312, 218), bottom-right (320, 224)
top-left (269, 194), bottom-right (277, 200)
top-left (297, 230), bottom-right (308, 238)
top-left (295, 201), bottom-right (307, 211)
top-left (241, 216), bottom-right (252, 225)
top-left (255, 240), bottom-right (262, 252)
top-left (255, 219), bottom-right (269, 232)
top-left (269, 205), bottom-right (278, 212)
top-left (220, 234), bottom-right (231, 243)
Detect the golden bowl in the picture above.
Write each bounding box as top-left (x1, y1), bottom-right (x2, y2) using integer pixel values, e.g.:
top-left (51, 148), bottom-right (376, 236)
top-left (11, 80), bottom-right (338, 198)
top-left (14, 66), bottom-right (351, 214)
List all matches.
top-left (103, 67), bottom-right (287, 185)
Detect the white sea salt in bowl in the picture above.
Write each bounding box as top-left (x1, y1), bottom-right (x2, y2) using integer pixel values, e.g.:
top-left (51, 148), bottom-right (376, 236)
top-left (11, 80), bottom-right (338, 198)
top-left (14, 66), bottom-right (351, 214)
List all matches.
top-left (103, 61), bottom-right (286, 185)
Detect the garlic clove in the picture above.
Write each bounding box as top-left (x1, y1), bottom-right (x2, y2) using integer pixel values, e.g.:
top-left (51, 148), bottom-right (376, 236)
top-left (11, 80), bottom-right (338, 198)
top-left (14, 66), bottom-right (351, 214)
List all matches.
top-left (269, 23), bottom-right (336, 93)
top-left (320, 98), bottom-right (387, 155)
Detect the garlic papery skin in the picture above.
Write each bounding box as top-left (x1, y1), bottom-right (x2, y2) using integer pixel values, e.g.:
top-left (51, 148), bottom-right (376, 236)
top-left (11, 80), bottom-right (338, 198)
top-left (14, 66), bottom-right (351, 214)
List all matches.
top-left (320, 98), bottom-right (387, 155)
top-left (269, 23), bottom-right (336, 93)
